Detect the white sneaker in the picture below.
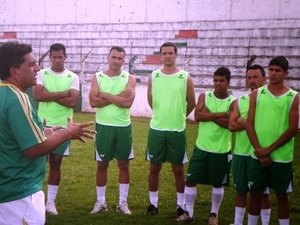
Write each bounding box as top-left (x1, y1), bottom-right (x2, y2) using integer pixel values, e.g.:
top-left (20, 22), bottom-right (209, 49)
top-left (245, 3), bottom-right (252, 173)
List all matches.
top-left (90, 201), bottom-right (108, 214)
top-left (116, 202), bottom-right (132, 215)
top-left (46, 202), bottom-right (58, 215)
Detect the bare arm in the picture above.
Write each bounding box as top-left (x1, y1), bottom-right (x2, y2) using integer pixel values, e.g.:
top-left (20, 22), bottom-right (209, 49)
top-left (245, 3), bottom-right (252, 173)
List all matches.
top-left (214, 101), bottom-right (233, 128)
top-left (246, 90), bottom-right (261, 150)
top-left (23, 120), bottom-right (95, 158)
top-left (194, 93), bottom-right (227, 122)
top-left (89, 74), bottom-right (110, 108)
top-left (101, 75), bottom-right (136, 108)
top-left (33, 84), bottom-right (69, 102)
top-left (55, 89), bottom-right (79, 108)
top-left (186, 75), bottom-right (196, 116)
top-left (229, 99), bottom-right (244, 131)
top-left (147, 75), bottom-right (152, 109)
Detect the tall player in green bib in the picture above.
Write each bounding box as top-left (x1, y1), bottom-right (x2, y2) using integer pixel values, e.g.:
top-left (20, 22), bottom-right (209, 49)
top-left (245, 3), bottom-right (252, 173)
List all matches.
top-left (33, 43), bottom-right (80, 215)
top-left (89, 46), bottom-right (136, 215)
top-left (228, 65), bottom-right (270, 225)
top-left (184, 67), bottom-right (235, 224)
top-left (145, 42), bottom-right (195, 220)
top-left (246, 57), bottom-right (299, 225)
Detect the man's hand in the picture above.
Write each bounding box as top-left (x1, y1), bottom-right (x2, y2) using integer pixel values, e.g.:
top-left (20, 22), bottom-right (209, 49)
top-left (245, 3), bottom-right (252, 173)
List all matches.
top-left (63, 118), bottom-right (96, 143)
top-left (258, 156), bottom-right (272, 167)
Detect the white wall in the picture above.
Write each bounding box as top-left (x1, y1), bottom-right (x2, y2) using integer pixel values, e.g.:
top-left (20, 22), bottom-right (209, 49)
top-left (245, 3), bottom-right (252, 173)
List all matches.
top-left (1, 0), bottom-right (300, 25)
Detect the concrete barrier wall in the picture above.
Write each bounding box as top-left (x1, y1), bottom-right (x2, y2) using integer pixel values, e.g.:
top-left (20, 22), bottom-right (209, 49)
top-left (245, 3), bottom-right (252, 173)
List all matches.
top-left (1, 0), bottom-right (299, 24)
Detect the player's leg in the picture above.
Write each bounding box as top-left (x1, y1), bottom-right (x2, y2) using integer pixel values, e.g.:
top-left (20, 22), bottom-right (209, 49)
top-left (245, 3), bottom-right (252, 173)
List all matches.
top-left (91, 124), bottom-right (113, 214)
top-left (115, 125), bottom-right (134, 214)
top-left (46, 140), bottom-right (70, 215)
top-left (46, 153), bottom-right (63, 215)
top-left (145, 128), bottom-right (165, 215)
top-left (232, 155), bottom-right (249, 225)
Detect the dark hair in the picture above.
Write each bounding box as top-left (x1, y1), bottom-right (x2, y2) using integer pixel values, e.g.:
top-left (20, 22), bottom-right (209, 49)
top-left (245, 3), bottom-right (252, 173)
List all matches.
top-left (269, 56), bottom-right (289, 71)
top-left (160, 42), bottom-right (178, 54)
top-left (50, 43), bottom-right (66, 56)
top-left (109, 46), bottom-right (126, 55)
top-left (247, 64), bottom-right (266, 77)
top-left (0, 42), bottom-right (33, 80)
top-left (214, 66), bottom-right (231, 81)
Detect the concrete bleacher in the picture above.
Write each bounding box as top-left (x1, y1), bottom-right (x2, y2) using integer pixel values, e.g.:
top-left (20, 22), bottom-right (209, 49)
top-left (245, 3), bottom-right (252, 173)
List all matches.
top-left (1, 18), bottom-right (300, 113)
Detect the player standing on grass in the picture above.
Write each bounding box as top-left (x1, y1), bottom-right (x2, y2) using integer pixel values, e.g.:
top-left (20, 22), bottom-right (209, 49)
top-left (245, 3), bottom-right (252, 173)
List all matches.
top-left (183, 67), bottom-right (235, 225)
top-left (89, 46), bottom-right (136, 215)
top-left (246, 56), bottom-right (299, 225)
top-left (145, 42), bottom-right (195, 220)
top-left (229, 64), bottom-right (271, 225)
top-left (33, 43), bottom-right (80, 215)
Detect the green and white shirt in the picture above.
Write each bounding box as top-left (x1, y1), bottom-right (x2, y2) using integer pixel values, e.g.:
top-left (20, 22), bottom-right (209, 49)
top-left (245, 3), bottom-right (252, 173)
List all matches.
top-left (0, 83), bottom-right (46, 203)
top-left (37, 68), bottom-right (79, 127)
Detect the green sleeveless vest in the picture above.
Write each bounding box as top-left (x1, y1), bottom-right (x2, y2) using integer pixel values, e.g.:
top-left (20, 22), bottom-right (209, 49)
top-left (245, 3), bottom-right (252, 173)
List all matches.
top-left (38, 69), bottom-right (74, 127)
top-left (252, 85), bottom-right (297, 162)
top-left (95, 71), bottom-right (130, 126)
top-left (149, 69), bottom-right (188, 131)
top-left (196, 90), bottom-right (235, 153)
top-left (233, 95), bottom-right (251, 155)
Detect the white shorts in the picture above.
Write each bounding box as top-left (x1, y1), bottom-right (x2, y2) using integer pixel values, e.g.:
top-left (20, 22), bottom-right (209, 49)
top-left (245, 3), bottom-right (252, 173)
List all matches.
top-left (0, 191), bottom-right (45, 225)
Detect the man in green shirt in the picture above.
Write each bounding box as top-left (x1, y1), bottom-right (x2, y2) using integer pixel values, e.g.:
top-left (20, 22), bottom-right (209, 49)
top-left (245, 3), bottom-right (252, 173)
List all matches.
top-left (33, 43), bottom-right (80, 215)
top-left (184, 67), bottom-right (235, 224)
top-left (246, 56), bottom-right (299, 225)
top-left (145, 42), bottom-right (195, 220)
top-left (0, 42), bottom-right (94, 225)
top-left (89, 46), bottom-right (136, 215)
top-left (229, 65), bottom-right (270, 225)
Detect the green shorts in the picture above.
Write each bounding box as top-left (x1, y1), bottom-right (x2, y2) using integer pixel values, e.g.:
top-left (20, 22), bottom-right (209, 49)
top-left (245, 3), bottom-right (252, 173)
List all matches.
top-left (52, 140), bottom-right (70, 156)
top-left (248, 157), bottom-right (293, 194)
top-left (95, 123), bottom-right (133, 161)
top-left (186, 147), bottom-right (231, 187)
top-left (146, 128), bottom-right (188, 164)
top-left (232, 154), bottom-right (251, 194)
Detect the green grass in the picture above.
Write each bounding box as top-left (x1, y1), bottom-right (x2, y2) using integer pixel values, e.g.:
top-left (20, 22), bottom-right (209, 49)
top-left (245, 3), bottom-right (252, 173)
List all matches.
top-left (45, 113), bottom-right (300, 225)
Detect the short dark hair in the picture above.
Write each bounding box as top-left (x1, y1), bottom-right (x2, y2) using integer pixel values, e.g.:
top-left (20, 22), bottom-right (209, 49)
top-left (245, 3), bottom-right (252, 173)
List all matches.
top-left (269, 56), bottom-right (289, 71)
top-left (214, 66), bottom-right (231, 81)
top-left (50, 43), bottom-right (66, 56)
top-left (247, 64), bottom-right (266, 77)
top-left (160, 42), bottom-right (178, 54)
top-left (109, 46), bottom-right (126, 55)
top-left (0, 42), bottom-right (33, 80)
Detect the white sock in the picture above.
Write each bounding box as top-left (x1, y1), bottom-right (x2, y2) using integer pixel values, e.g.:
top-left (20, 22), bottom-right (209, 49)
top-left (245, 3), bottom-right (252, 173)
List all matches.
top-left (234, 207), bottom-right (245, 225)
top-left (47, 185), bottom-right (59, 203)
top-left (185, 186), bottom-right (197, 218)
top-left (247, 214), bottom-right (259, 225)
top-left (260, 208), bottom-right (271, 225)
top-left (149, 191), bottom-right (158, 207)
top-left (211, 187), bottom-right (224, 215)
top-left (119, 183), bottom-right (129, 205)
top-left (279, 218), bottom-right (289, 225)
top-left (176, 192), bottom-right (185, 209)
top-left (96, 186), bottom-right (106, 204)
